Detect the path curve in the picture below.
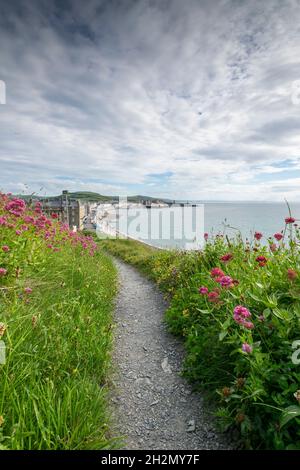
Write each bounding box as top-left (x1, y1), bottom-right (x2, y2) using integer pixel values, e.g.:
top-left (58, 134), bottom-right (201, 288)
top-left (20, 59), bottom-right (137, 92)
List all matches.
top-left (111, 258), bottom-right (232, 450)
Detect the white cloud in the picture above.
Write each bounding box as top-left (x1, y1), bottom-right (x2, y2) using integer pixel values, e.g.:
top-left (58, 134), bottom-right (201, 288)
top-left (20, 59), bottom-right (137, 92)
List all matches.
top-left (0, 0), bottom-right (300, 200)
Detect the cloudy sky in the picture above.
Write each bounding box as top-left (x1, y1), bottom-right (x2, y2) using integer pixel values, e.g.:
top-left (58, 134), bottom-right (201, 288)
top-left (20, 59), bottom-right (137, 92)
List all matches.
top-left (0, 0), bottom-right (300, 201)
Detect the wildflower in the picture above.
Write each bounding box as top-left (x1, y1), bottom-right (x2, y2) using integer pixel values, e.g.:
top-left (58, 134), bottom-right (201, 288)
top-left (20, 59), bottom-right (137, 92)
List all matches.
top-left (220, 253), bottom-right (233, 263)
top-left (51, 213), bottom-right (58, 219)
top-left (294, 390), bottom-right (300, 403)
top-left (0, 216), bottom-right (7, 226)
top-left (242, 343), bottom-right (253, 354)
top-left (287, 268), bottom-right (297, 280)
top-left (254, 231), bottom-right (263, 240)
top-left (274, 233), bottom-right (283, 241)
top-left (208, 291), bottom-right (220, 302)
top-left (236, 377), bottom-right (245, 389)
top-left (24, 287), bottom-right (32, 294)
top-left (199, 286), bottom-right (209, 295)
top-left (0, 268), bottom-right (7, 277)
top-left (1, 246), bottom-right (9, 252)
top-left (256, 255), bottom-right (267, 263)
top-left (217, 275), bottom-right (234, 288)
top-left (210, 267), bottom-right (225, 278)
top-left (270, 243), bottom-right (277, 253)
top-left (204, 232), bottom-right (208, 241)
top-left (234, 305), bottom-right (251, 319)
top-left (15, 230), bottom-right (21, 236)
top-left (243, 321), bottom-right (254, 330)
top-left (256, 255), bottom-right (268, 266)
top-left (4, 198), bottom-right (26, 217)
top-left (0, 323), bottom-right (6, 337)
top-left (222, 387), bottom-right (231, 398)
top-left (285, 217), bottom-right (296, 224)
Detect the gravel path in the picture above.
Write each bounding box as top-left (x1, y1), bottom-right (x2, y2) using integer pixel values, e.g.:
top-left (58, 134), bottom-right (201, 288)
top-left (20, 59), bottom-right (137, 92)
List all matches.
top-left (111, 258), bottom-right (233, 450)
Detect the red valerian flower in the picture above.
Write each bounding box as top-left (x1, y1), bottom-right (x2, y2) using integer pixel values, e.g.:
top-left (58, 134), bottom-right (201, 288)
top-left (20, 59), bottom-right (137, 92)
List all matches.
top-left (51, 213), bottom-right (58, 219)
top-left (274, 233), bottom-right (283, 241)
top-left (199, 286), bottom-right (209, 295)
top-left (285, 217), bottom-right (296, 224)
top-left (204, 232), bottom-right (208, 241)
top-left (254, 231), bottom-right (263, 240)
top-left (216, 275), bottom-right (234, 288)
top-left (2, 246), bottom-right (9, 252)
top-left (256, 255), bottom-right (267, 266)
top-left (220, 253), bottom-right (233, 263)
top-left (0, 268), bottom-right (7, 276)
top-left (210, 267), bottom-right (225, 278)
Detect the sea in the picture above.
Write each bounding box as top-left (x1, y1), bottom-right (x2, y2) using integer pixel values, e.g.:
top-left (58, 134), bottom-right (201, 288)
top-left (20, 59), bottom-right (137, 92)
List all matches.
top-left (115, 202), bottom-right (300, 250)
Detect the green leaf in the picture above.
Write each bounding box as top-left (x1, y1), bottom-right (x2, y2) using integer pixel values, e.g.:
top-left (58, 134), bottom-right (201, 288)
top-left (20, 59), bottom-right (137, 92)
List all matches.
top-left (280, 405), bottom-right (300, 427)
top-left (219, 330), bottom-right (228, 341)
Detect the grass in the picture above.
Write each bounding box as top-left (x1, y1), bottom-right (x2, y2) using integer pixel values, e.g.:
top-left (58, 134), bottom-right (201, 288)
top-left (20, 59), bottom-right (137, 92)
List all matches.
top-left (0, 195), bottom-right (117, 449)
top-left (101, 227), bottom-right (300, 450)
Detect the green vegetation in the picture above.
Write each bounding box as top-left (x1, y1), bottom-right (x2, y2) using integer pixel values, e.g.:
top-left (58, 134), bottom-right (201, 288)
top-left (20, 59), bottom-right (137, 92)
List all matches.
top-left (15, 191), bottom-right (171, 204)
top-left (102, 223), bottom-right (300, 450)
top-left (0, 194), bottom-right (117, 449)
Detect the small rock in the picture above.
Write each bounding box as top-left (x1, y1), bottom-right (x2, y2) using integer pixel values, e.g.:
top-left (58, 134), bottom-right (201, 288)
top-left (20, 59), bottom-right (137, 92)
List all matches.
top-left (161, 357), bottom-right (172, 373)
top-left (187, 419), bottom-right (196, 432)
top-left (143, 346), bottom-right (148, 351)
top-left (150, 400), bottom-right (159, 406)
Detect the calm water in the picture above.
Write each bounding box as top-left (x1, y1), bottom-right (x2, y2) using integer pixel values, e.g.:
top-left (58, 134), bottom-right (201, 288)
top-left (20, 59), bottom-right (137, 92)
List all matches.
top-left (121, 202), bottom-right (300, 249)
top-left (204, 202), bottom-right (300, 239)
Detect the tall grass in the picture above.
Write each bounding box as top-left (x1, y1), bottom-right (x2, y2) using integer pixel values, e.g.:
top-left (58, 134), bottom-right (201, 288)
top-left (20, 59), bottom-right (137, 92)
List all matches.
top-left (0, 194), bottom-right (117, 449)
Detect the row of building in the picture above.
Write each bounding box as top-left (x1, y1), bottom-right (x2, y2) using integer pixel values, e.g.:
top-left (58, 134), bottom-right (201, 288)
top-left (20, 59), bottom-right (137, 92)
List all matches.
top-left (39, 191), bottom-right (91, 231)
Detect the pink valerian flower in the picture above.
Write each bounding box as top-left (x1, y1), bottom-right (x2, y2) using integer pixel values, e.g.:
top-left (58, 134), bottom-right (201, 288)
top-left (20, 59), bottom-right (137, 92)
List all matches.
top-left (23, 215), bottom-right (35, 224)
top-left (15, 230), bottom-right (21, 236)
top-left (220, 253), bottom-right (233, 263)
top-left (285, 217), bottom-right (296, 224)
top-left (234, 305), bottom-right (251, 318)
top-left (0, 268), bottom-right (7, 276)
top-left (24, 287), bottom-right (32, 294)
top-left (199, 286), bottom-right (209, 295)
top-left (2, 246), bottom-right (9, 252)
top-left (20, 225), bottom-right (28, 231)
top-left (216, 275), bottom-right (234, 288)
top-left (287, 268), bottom-right (297, 281)
top-left (0, 216), bottom-right (7, 226)
top-left (242, 343), bottom-right (253, 354)
top-left (233, 305), bottom-right (254, 329)
top-left (51, 213), bottom-right (58, 219)
top-left (4, 198), bottom-right (26, 217)
top-left (254, 231), bottom-right (263, 241)
top-left (210, 267), bottom-right (225, 278)
top-left (204, 232), bottom-right (209, 241)
top-left (274, 233), bottom-right (283, 241)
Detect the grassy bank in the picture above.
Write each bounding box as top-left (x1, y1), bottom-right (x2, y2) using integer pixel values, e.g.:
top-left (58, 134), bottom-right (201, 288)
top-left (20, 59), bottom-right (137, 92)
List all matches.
top-left (0, 194), bottom-right (117, 449)
top-left (102, 224), bottom-right (300, 450)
